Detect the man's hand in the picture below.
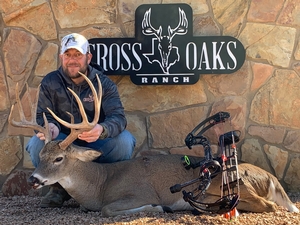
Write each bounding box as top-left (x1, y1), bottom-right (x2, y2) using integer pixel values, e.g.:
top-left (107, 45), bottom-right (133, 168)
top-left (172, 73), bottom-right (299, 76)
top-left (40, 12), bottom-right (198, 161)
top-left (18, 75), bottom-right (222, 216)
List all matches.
top-left (78, 124), bottom-right (104, 143)
top-left (36, 123), bottom-right (59, 141)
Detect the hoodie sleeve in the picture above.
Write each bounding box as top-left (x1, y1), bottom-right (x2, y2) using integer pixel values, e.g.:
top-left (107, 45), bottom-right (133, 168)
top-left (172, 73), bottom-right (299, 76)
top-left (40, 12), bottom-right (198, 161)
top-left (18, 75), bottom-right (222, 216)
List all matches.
top-left (99, 75), bottom-right (127, 138)
top-left (36, 79), bottom-right (62, 132)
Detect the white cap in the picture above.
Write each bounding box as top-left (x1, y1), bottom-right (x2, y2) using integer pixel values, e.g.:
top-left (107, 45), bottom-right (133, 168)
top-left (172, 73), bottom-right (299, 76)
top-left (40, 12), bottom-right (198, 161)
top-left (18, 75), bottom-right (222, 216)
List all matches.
top-left (61, 33), bottom-right (90, 54)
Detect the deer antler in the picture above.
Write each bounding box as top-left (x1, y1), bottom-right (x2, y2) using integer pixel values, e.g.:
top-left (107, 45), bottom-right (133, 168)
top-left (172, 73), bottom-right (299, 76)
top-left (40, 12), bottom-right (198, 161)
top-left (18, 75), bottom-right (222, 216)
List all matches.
top-left (8, 83), bottom-right (52, 144)
top-left (168, 8), bottom-right (188, 41)
top-left (47, 72), bottom-right (102, 150)
top-left (141, 8), bottom-right (162, 40)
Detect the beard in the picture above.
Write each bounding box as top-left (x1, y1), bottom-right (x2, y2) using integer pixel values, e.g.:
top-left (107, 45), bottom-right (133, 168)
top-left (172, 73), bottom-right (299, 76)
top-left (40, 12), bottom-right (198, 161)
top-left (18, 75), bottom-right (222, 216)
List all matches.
top-left (62, 58), bottom-right (89, 79)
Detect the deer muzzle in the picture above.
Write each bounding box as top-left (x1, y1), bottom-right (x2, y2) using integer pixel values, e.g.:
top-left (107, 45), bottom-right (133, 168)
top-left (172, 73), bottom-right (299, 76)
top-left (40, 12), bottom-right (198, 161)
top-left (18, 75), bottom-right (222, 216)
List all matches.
top-left (27, 175), bottom-right (46, 189)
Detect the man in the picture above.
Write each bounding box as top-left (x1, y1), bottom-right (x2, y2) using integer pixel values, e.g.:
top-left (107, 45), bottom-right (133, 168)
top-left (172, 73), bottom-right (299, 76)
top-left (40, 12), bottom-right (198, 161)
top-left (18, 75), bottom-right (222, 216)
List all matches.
top-left (26, 33), bottom-right (136, 208)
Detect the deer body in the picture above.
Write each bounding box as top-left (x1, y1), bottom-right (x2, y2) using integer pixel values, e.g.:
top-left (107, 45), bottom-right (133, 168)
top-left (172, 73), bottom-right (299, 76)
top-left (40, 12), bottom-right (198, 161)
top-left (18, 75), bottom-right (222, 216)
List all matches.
top-left (29, 141), bottom-right (299, 217)
top-left (10, 73), bottom-right (298, 216)
top-left (204, 163), bottom-right (299, 213)
top-left (30, 141), bottom-right (198, 216)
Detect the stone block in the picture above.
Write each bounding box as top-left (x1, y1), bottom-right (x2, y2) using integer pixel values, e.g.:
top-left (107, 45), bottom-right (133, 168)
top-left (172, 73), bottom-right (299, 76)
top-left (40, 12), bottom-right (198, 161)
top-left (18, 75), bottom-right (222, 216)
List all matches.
top-left (149, 106), bottom-right (209, 148)
top-left (241, 138), bottom-right (272, 174)
top-left (248, 125), bottom-right (285, 144)
top-left (2, 170), bottom-right (41, 197)
top-left (263, 145), bottom-right (288, 180)
top-left (0, 136), bottom-right (22, 175)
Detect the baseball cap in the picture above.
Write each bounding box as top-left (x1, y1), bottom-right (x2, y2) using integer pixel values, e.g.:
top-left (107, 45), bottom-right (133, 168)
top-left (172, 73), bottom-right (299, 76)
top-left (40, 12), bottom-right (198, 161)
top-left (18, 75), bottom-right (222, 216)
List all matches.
top-left (61, 33), bottom-right (90, 54)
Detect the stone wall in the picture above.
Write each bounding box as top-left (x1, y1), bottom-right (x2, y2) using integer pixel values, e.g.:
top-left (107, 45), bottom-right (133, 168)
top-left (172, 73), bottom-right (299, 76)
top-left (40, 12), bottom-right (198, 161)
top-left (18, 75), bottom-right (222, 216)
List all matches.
top-left (0, 0), bottom-right (300, 193)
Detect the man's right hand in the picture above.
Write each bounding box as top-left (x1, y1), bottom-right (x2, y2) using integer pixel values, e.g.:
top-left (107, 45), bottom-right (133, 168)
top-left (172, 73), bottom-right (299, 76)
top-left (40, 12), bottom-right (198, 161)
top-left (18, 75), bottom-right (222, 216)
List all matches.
top-left (36, 123), bottom-right (59, 141)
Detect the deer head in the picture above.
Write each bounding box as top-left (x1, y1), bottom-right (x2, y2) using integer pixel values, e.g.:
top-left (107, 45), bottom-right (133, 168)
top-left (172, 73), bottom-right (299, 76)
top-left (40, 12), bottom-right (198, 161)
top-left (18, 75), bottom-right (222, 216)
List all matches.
top-left (141, 7), bottom-right (188, 73)
top-left (9, 72), bottom-right (102, 188)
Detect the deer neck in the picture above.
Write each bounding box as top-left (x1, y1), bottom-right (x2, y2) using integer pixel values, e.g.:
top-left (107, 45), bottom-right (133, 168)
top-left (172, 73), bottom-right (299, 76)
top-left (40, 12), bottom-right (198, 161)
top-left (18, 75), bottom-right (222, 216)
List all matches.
top-left (59, 161), bottom-right (108, 196)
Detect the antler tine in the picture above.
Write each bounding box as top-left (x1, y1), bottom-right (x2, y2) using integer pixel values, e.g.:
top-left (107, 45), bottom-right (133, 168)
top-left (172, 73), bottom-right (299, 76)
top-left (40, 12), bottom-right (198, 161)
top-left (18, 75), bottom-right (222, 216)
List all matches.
top-left (47, 72), bottom-right (102, 150)
top-left (8, 83), bottom-right (52, 144)
top-left (142, 8), bottom-right (161, 38)
top-left (169, 7), bottom-right (188, 40)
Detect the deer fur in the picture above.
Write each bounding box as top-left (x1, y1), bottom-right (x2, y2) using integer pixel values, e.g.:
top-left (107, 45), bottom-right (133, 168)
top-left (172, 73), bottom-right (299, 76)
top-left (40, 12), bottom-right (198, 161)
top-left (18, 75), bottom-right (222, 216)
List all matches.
top-left (28, 141), bottom-right (299, 217)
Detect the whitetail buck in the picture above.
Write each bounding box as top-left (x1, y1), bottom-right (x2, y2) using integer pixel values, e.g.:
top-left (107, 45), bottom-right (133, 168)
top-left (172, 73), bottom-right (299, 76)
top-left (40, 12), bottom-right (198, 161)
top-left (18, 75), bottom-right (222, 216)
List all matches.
top-left (9, 73), bottom-right (299, 217)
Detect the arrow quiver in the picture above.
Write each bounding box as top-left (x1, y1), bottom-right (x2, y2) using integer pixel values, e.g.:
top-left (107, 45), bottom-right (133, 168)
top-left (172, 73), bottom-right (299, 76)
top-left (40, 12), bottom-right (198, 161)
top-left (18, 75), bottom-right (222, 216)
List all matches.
top-left (170, 111), bottom-right (241, 215)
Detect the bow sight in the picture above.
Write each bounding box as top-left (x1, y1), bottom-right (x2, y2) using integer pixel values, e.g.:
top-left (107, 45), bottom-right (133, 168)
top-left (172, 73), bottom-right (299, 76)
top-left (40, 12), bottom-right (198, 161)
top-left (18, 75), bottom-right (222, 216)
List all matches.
top-left (170, 111), bottom-right (241, 214)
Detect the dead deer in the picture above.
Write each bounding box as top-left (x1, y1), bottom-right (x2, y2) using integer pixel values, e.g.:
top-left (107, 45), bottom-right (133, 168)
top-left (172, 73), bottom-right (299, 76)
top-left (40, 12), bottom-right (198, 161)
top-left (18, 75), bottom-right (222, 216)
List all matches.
top-left (9, 73), bottom-right (299, 217)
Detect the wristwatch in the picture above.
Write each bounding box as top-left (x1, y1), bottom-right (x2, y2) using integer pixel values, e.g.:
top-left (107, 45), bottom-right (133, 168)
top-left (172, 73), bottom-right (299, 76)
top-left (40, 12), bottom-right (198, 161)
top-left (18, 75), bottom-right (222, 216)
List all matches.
top-left (99, 124), bottom-right (108, 139)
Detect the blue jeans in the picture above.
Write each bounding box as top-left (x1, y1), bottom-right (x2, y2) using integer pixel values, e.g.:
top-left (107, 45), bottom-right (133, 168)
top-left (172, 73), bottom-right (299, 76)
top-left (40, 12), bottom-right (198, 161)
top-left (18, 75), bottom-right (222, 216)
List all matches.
top-left (26, 130), bottom-right (136, 167)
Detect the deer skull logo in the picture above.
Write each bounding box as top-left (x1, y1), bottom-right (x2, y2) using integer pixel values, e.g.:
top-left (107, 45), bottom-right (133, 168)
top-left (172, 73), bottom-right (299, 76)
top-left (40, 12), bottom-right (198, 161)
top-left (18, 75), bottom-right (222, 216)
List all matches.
top-left (142, 8), bottom-right (188, 74)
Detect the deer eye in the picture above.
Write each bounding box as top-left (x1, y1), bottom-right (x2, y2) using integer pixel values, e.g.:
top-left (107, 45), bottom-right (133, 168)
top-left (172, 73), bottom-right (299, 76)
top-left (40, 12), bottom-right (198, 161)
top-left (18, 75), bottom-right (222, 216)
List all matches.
top-left (54, 157), bottom-right (63, 163)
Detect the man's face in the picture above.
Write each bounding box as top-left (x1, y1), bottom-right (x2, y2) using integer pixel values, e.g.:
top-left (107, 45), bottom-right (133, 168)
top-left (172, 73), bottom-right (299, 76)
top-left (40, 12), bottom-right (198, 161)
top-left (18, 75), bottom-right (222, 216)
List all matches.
top-left (60, 49), bottom-right (92, 80)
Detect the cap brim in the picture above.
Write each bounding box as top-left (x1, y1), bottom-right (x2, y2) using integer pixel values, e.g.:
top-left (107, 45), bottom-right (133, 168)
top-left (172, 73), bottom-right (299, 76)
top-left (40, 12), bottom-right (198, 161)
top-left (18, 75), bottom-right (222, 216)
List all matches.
top-left (62, 46), bottom-right (86, 54)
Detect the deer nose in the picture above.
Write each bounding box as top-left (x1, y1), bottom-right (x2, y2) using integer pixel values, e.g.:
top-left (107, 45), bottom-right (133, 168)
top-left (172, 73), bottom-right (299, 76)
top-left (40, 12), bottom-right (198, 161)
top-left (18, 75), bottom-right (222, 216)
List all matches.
top-left (27, 175), bottom-right (41, 187)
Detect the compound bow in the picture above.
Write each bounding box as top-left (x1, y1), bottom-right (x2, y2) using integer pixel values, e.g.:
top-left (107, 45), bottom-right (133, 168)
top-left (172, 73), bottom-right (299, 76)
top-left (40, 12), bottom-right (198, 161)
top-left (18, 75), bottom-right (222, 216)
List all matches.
top-left (170, 112), bottom-right (241, 215)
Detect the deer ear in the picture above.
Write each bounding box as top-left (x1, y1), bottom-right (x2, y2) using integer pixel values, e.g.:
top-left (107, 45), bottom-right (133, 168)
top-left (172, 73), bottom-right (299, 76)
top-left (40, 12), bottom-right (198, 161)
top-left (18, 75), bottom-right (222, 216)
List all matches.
top-left (70, 146), bottom-right (102, 162)
top-left (77, 150), bottom-right (102, 162)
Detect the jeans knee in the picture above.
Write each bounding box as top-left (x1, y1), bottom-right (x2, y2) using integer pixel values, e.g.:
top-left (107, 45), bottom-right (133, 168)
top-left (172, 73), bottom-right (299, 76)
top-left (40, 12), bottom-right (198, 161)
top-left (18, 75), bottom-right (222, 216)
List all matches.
top-left (98, 130), bottom-right (136, 163)
top-left (119, 130), bottom-right (136, 156)
top-left (26, 136), bottom-right (45, 167)
top-left (124, 129), bottom-right (136, 145)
